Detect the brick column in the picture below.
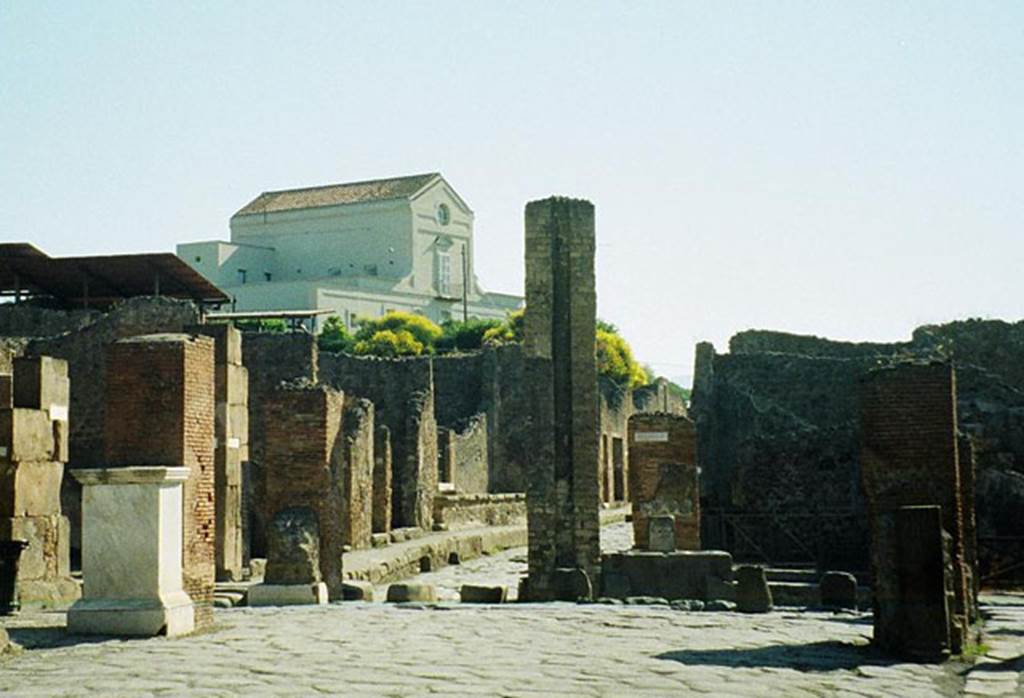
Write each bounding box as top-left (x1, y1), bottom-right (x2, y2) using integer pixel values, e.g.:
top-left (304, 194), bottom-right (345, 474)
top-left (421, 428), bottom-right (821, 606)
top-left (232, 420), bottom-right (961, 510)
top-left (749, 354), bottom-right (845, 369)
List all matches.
top-left (628, 413), bottom-right (700, 551)
top-left (105, 334), bottom-right (216, 629)
top-left (523, 197), bottom-right (601, 600)
top-left (859, 361), bottom-right (970, 657)
top-left (263, 384), bottom-right (346, 599)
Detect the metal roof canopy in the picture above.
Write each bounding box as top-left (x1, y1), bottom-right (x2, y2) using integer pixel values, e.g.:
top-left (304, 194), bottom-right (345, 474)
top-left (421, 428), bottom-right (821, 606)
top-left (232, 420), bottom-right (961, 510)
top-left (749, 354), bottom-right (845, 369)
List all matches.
top-left (0, 243), bottom-right (228, 309)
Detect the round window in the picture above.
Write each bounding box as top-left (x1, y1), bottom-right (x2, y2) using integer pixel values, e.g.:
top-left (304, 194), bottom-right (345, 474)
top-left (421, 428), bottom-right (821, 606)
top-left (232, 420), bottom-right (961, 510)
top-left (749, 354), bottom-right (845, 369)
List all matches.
top-left (436, 203), bottom-right (451, 226)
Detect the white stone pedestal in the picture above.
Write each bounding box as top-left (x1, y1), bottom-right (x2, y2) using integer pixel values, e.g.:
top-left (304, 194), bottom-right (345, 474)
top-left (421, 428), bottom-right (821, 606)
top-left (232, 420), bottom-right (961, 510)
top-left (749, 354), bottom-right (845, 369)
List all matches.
top-left (248, 582), bottom-right (328, 606)
top-left (67, 467), bottom-right (195, 637)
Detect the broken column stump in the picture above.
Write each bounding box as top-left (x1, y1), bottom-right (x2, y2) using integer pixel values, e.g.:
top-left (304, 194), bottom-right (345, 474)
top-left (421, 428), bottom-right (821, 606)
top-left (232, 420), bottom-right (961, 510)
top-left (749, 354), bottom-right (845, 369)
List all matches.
top-left (67, 467), bottom-right (194, 637)
top-left (628, 413), bottom-right (700, 551)
top-left (859, 361), bottom-right (972, 659)
top-left (103, 333), bottom-right (216, 629)
top-left (735, 565), bottom-right (773, 613)
top-left (0, 356), bottom-right (78, 607)
top-left (248, 506), bottom-right (327, 606)
top-left (522, 197), bottom-right (601, 601)
top-left (819, 571), bottom-right (858, 611)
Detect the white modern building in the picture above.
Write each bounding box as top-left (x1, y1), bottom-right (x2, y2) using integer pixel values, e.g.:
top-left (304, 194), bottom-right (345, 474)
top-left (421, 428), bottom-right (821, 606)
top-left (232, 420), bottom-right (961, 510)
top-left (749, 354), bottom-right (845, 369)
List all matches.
top-left (177, 173), bottom-right (522, 328)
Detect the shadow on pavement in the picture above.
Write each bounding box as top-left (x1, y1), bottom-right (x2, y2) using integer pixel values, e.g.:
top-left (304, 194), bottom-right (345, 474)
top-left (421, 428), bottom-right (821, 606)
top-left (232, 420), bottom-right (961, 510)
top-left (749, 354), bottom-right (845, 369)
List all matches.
top-left (6, 625), bottom-right (111, 651)
top-left (655, 640), bottom-right (899, 672)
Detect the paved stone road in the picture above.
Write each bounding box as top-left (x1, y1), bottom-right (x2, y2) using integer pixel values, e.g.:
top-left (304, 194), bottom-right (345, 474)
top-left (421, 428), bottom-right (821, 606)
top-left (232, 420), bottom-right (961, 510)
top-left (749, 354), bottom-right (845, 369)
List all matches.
top-left (1, 523), bottom-right (1020, 696)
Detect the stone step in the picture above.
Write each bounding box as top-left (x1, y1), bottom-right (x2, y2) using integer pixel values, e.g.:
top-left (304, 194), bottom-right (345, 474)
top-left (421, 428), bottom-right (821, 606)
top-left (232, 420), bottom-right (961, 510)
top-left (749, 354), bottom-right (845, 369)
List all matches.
top-left (768, 581), bottom-right (873, 608)
top-left (763, 567), bottom-right (819, 583)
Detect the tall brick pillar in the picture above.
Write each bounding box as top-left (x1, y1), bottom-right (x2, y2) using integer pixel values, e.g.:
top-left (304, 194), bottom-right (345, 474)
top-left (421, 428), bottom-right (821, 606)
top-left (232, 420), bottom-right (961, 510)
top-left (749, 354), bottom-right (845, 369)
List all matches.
top-left (188, 324), bottom-right (248, 582)
top-left (522, 197), bottom-right (601, 600)
top-left (105, 334), bottom-right (216, 629)
top-left (263, 384), bottom-right (346, 599)
top-left (859, 361), bottom-right (971, 658)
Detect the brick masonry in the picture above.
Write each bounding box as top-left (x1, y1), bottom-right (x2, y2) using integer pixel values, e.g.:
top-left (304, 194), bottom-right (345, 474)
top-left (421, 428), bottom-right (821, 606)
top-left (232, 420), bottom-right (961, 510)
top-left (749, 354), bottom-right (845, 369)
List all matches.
top-left (188, 324), bottom-right (248, 582)
top-left (262, 383), bottom-right (347, 599)
top-left (105, 333), bottom-right (216, 628)
top-left (522, 196), bottom-right (601, 600)
top-left (859, 361), bottom-right (970, 656)
top-left (628, 413), bottom-right (700, 551)
top-left (340, 398), bottom-right (374, 550)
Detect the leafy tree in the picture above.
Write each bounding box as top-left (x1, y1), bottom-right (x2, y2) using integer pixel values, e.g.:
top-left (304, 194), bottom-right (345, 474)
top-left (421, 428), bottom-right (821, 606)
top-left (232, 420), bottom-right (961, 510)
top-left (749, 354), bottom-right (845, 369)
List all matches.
top-left (436, 318), bottom-right (504, 353)
top-left (596, 326), bottom-right (648, 389)
top-left (353, 329), bottom-right (424, 357)
top-left (317, 315), bottom-right (353, 353)
top-left (354, 311), bottom-right (441, 352)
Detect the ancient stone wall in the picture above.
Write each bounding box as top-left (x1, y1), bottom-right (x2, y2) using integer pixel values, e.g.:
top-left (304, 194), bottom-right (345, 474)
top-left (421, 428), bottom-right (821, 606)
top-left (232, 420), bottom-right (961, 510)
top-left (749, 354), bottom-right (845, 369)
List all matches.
top-left (696, 319), bottom-right (1024, 580)
top-left (522, 196), bottom-right (601, 600)
top-left (105, 334), bottom-right (216, 628)
top-left (439, 414), bottom-right (489, 494)
top-left (262, 383), bottom-right (346, 598)
top-left (318, 352), bottom-right (436, 530)
top-left (628, 413), bottom-right (700, 551)
top-left (859, 361), bottom-right (969, 655)
top-left (373, 425), bottom-right (392, 534)
top-left (0, 304), bottom-right (99, 339)
top-left (0, 356), bottom-right (78, 606)
top-left (432, 492), bottom-right (526, 530)
top-left (432, 352), bottom-right (486, 428)
top-left (340, 398), bottom-right (374, 550)
top-left (632, 378), bottom-right (688, 416)
top-left (241, 332), bottom-right (317, 557)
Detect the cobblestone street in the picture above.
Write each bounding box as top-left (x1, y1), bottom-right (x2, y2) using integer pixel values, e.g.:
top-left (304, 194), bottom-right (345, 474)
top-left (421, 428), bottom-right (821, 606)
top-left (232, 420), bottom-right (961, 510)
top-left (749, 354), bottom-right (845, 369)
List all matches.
top-left (3, 523), bottom-right (1020, 696)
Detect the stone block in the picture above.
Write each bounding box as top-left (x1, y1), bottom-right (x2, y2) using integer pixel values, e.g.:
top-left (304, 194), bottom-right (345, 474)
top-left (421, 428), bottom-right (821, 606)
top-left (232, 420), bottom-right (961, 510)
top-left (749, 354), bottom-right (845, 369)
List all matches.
top-left (215, 362), bottom-right (249, 407)
top-left (371, 533), bottom-right (390, 548)
top-left (52, 419), bottom-right (68, 463)
top-left (386, 583), bottom-right (437, 603)
top-left (0, 375), bottom-right (11, 408)
top-left (12, 356), bottom-right (69, 415)
top-left (0, 461), bottom-right (63, 517)
top-left (248, 582), bottom-right (328, 607)
top-left (342, 580), bottom-right (375, 601)
top-left (460, 585), bottom-right (507, 603)
top-left (736, 565), bottom-right (773, 613)
top-left (601, 550), bottom-right (734, 601)
top-left (552, 567), bottom-right (593, 602)
top-left (820, 571), bottom-right (858, 610)
top-left (265, 507), bottom-right (321, 585)
top-left (0, 409), bottom-right (56, 465)
top-left (187, 323), bottom-right (243, 367)
top-left (648, 516), bottom-right (677, 552)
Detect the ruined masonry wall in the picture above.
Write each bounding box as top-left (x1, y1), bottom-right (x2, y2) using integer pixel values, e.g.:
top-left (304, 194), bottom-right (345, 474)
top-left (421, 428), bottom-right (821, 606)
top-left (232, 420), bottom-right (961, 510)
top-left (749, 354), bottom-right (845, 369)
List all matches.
top-left (105, 334), bottom-right (216, 628)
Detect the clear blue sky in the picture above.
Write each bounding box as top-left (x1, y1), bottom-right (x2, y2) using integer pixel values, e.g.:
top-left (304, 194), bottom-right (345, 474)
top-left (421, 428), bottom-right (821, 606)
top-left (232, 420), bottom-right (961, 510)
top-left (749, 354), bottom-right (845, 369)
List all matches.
top-left (2, 2), bottom-right (1022, 382)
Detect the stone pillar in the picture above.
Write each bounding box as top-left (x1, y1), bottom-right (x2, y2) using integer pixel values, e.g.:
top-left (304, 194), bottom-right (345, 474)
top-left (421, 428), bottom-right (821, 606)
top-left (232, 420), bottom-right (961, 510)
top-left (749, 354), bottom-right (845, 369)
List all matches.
top-left (0, 356), bottom-right (78, 607)
top-left (263, 384), bottom-right (346, 599)
top-left (67, 466), bottom-right (194, 637)
top-left (340, 398), bottom-right (374, 550)
top-left (105, 334), bottom-right (216, 629)
top-left (522, 197), bottom-right (601, 600)
top-left (859, 361), bottom-right (970, 658)
top-left (372, 425), bottom-right (392, 534)
top-left (188, 324), bottom-right (248, 582)
top-left (628, 413), bottom-right (700, 551)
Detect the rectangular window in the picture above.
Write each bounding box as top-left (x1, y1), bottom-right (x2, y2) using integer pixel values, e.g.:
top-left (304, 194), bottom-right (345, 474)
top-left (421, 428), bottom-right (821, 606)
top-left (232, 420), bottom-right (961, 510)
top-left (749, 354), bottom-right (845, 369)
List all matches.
top-left (237, 269), bottom-right (247, 285)
top-left (437, 252), bottom-right (451, 296)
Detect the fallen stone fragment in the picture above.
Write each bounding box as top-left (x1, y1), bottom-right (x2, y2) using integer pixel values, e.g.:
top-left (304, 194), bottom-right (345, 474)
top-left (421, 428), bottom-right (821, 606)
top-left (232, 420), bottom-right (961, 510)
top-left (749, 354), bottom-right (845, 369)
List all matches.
top-left (736, 565), bottom-right (773, 613)
top-left (387, 583), bottom-right (437, 603)
top-left (625, 596), bottom-right (670, 606)
top-left (460, 585), bottom-right (507, 603)
top-left (705, 599), bottom-right (736, 612)
top-left (342, 581), bottom-right (374, 601)
top-left (820, 571), bottom-right (858, 611)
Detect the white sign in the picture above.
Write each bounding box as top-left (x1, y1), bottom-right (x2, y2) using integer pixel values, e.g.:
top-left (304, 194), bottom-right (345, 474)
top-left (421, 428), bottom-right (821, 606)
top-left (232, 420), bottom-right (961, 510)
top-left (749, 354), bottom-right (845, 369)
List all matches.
top-left (634, 431), bottom-right (669, 443)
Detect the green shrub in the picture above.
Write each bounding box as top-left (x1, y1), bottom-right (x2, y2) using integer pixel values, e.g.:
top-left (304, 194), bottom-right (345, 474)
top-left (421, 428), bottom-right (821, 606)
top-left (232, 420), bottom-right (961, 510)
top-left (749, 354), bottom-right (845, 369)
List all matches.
top-left (234, 318), bottom-right (287, 333)
top-left (354, 311), bottom-right (441, 352)
top-left (317, 315), bottom-right (353, 353)
top-left (437, 318), bottom-right (504, 353)
top-left (482, 309), bottom-right (525, 346)
top-left (353, 329), bottom-right (424, 357)
top-left (596, 326), bottom-right (648, 389)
